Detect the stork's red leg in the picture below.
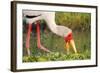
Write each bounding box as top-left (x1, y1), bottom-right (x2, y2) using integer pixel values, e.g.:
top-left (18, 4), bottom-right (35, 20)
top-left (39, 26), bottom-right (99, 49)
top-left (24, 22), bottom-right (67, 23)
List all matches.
top-left (36, 21), bottom-right (51, 52)
top-left (26, 24), bottom-right (32, 56)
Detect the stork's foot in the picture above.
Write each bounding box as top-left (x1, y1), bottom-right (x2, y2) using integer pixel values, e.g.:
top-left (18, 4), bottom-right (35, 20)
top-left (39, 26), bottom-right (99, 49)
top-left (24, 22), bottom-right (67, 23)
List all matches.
top-left (26, 48), bottom-right (31, 56)
top-left (39, 44), bottom-right (51, 53)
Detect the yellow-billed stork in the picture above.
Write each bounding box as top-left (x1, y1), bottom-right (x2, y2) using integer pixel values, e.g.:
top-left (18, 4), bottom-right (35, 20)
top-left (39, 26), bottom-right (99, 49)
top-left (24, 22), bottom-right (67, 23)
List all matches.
top-left (23, 11), bottom-right (77, 56)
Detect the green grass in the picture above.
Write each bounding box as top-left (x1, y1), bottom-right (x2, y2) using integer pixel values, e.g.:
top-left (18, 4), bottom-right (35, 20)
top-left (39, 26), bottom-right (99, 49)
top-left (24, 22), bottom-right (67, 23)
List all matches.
top-left (23, 30), bottom-right (91, 62)
top-left (23, 52), bottom-right (90, 62)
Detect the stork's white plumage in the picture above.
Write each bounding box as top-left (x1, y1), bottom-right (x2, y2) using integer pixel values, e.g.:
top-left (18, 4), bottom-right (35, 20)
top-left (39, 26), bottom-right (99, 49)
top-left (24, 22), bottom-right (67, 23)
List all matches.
top-left (23, 11), bottom-right (72, 37)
